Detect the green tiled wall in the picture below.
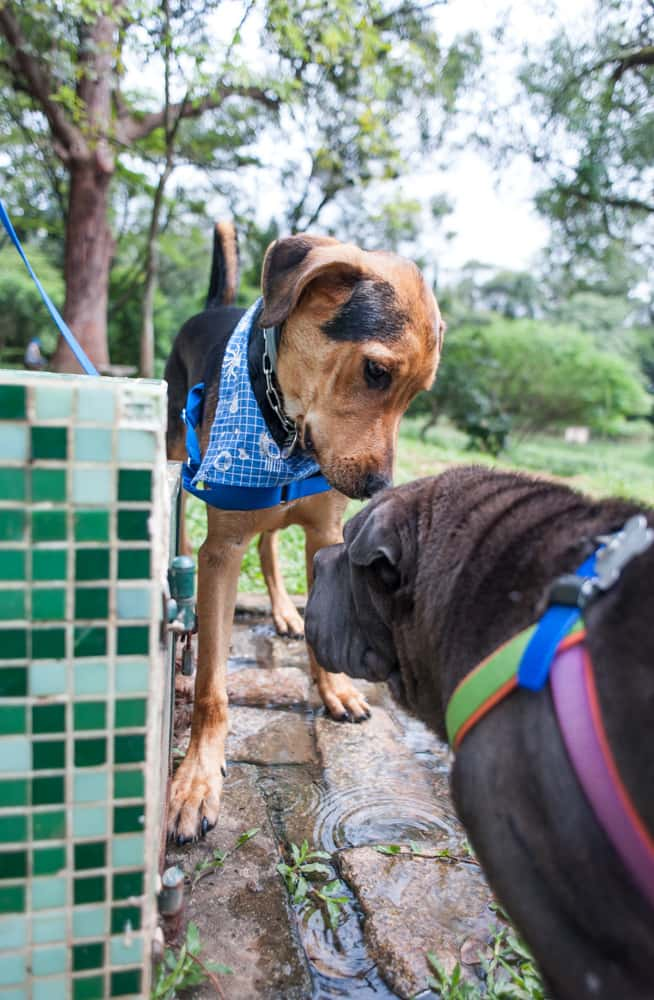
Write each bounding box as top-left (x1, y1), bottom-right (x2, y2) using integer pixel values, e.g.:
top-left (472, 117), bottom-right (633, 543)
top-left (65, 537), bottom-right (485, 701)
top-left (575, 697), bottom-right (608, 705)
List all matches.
top-left (0, 371), bottom-right (171, 999)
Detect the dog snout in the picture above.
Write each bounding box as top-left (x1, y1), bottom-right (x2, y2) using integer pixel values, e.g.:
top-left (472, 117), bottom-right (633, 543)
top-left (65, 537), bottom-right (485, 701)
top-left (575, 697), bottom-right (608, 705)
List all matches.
top-left (361, 472), bottom-right (392, 499)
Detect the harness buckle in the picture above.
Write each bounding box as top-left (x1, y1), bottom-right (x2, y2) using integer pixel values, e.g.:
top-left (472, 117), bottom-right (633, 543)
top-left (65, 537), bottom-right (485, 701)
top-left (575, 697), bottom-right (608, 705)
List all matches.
top-left (595, 515), bottom-right (653, 591)
top-left (548, 574), bottom-right (596, 609)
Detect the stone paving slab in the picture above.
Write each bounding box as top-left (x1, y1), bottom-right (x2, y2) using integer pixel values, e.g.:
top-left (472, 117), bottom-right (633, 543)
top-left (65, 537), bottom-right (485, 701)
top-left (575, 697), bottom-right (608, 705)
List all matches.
top-left (227, 665), bottom-right (312, 707)
top-left (227, 706), bottom-right (317, 765)
top-left (338, 846), bottom-right (494, 999)
top-left (166, 763), bottom-right (313, 1000)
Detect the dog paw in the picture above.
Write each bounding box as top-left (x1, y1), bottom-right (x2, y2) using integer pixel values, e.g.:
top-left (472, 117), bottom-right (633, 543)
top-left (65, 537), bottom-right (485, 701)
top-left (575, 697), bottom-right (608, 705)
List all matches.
top-left (271, 601), bottom-right (305, 639)
top-left (167, 753), bottom-right (225, 844)
top-left (318, 672), bottom-right (371, 723)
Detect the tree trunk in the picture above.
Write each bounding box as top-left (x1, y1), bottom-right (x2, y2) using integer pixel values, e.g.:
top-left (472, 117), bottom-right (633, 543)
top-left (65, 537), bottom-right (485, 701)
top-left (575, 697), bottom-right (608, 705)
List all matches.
top-left (50, 160), bottom-right (114, 372)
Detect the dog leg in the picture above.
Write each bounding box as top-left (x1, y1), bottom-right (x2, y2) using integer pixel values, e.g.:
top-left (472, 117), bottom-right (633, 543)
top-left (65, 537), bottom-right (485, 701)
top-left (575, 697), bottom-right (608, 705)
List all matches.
top-left (167, 513), bottom-right (249, 843)
top-left (304, 524), bottom-right (371, 722)
top-left (258, 530), bottom-right (305, 637)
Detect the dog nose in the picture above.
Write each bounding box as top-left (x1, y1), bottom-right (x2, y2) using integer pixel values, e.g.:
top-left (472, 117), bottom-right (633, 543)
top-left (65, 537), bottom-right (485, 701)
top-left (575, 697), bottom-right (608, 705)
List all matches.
top-left (362, 472), bottom-right (391, 498)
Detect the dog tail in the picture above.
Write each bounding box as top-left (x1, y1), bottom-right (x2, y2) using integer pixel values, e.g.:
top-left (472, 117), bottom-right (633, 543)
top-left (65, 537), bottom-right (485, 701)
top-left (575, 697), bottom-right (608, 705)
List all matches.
top-left (206, 221), bottom-right (240, 309)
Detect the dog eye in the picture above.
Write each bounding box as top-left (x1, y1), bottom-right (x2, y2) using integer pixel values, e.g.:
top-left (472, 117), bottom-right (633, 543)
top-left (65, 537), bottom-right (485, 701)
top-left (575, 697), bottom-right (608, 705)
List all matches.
top-left (364, 359), bottom-right (391, 390)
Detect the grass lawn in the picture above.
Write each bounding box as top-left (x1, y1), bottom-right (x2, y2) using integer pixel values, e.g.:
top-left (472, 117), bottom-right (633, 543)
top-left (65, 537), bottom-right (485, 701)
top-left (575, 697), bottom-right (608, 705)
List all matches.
top-left (185, 416), bottom-right (653, 595)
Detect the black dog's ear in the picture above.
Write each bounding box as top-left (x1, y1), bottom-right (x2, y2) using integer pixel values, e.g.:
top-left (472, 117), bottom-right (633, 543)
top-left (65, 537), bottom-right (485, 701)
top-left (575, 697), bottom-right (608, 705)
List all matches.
top-left (347, 506), bottom-right (402, 590)
top-left (260, 235), bottom-right (366, 327)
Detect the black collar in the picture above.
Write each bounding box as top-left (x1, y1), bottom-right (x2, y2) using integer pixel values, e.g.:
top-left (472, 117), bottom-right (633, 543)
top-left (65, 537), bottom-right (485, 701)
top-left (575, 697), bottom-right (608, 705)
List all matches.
top-left (247, 309), bottom-right (295, 450)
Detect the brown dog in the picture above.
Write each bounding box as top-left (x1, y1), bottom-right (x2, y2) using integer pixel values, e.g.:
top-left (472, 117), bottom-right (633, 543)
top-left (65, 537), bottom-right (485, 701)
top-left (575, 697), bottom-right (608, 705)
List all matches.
top-left (305, 468), bottom-right (654, 999)
top-left (164, 225), bottom-right (443, 842)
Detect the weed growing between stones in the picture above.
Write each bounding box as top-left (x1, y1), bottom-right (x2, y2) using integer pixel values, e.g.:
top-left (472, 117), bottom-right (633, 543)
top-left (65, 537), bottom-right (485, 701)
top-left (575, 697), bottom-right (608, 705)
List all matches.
top-left (192, 827), bottom-right (260, 888)
top-left (427, 915), bottom-right (548, 999)
top-left (277, 839), bottom-right (349, 929)
top-left (375, 842), bottom-right (479, 865)
top-left (151, 921), bottom-right (231, 1000)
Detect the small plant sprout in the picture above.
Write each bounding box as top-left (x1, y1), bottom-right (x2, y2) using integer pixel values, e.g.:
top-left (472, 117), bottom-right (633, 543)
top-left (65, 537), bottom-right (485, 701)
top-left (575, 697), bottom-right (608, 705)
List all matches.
top-left (192, 827), bottom-right (260, 888)
top-left (151, 921), bottom-right (231, 1000)
top-left (276, 840), bottom-right (349, 930)
top-left (374, 842), bottom-right (479, 865)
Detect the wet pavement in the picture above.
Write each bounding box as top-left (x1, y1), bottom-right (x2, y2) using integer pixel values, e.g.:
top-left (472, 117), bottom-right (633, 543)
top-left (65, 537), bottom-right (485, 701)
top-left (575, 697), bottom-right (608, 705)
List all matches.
top-left (165, 598), bottom-right (497, 999)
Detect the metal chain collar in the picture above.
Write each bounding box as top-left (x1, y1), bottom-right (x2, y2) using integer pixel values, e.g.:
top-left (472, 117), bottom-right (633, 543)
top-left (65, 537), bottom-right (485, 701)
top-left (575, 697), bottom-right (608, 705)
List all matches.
top-left (262, 327), bottom-right (298, 459)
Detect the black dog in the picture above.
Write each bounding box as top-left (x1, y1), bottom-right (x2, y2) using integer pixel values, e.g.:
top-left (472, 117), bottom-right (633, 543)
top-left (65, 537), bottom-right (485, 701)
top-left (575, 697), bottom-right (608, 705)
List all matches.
top-left (305, 467), bottom-right (654, 1000)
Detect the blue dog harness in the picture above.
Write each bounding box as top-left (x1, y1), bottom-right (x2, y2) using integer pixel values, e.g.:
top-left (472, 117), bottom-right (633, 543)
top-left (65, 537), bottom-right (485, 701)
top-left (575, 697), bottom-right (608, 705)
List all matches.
top-left (182, 300), bottom-right (331, 510)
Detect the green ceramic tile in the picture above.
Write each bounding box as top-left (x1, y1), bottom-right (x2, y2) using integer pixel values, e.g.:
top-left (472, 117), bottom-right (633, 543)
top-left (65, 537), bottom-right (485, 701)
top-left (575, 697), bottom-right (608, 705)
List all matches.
top-left (115, 699), bottom-right (146, 729)
top-left (73, 975), bottom-right (104, 1000)
top-left (73, 941), bottom-right (104, 972)
top-left (0, 630), bottom-right (27, 662)
top-left (0, 779), bottom-right (27, 807)
top-left (72, 806), bottom-right (107, 839)
top-left (116, 587), bottom-right (150, 621)
top-left (32, 775), bottom-right (65, 805)
top-left (0, 510), bottom-right (24, 543)
top-left (111, 835), bottom-right (144, 869)
top-left (32, 588), bottom-right (66, 621)
top-left (118, 469), bottom-right (152, 502)
top-left (114, 734), bottom-right (145, 765)
top-left (117, 510), bottom-right (149, 542)
top-left (117, 429), bottom-right (156, 462)
top-left (0, 705), bottom-right (26, 735)
top-left (113, 805), bottom-right (144, 834)
top-left (73, 702), bottom-right (106, 730)
top-left (72, 905), bottom-right (106, 939)
top-left (32, 740), bottom-right (66, 770)
top-left (0, 813), bottom-right (27, 842)
top-left (0, 551), bottom-right (25, 581)
top-left (0, 951), bottom-right (25, 985)
top-left (32, 876), bottom-right (66, 909)
top-left (0, 885), bottom-right (24, 914)
top-left (30, 661), bottom-right (67, 697)
top-left (0, 468), bottom-right (25, 501)
top-left (35, 385), bottom-right (72, 420)
top-left (74, 627), bottom-right (107, 658)
top-left (117, 549), bottom-right (150, 579)
top-left (31, 510), bottom-right (67, 543)
top-left (111, 968), bottom-right (141, 996)
top-left (0, 386), bottom-right (25, 420)
top-left (114, 659), bottom-right (148, 694)
top-left (74, 738), bottom-right (107, 768)
top-left (74, 660), bottom-right (108, 696)
top-left (111, 904), bottom-right (141, 934)
top-left (0, 738), bottom-right (29, 772)
top-left (0, 425), bottom-right (28, 462)
top-left (32, 945), bottom-right (67, 977)
top-left (31, 426), bottom-right (67, 460)
top-left (112, 870), bottom-right (143, 900)
top-left (78, 385), bottom-right (114, 423)
top-left (111, 936), bottom-right (142, 966)
top-left (0, 913), bottom-right (27, 948)
top-left (33, 846), bottom-right (66, 876)
top-left (32, 910), bottom-right (66, 943)
top-left (72, 468), bottom-right (113, 505)
top-left (0, 849), bottom-right (27, 880)
top-left (31, 468), bottom-right (67, 503)
top-left (73, 770), bottom-right (108, 804)
top-left (32, 627), bottom-right (66, 659)
top-left (74, 511), bottom-right (110, 542)
top-left (32, 549), bottom-right (67, 581)
top-left (0, 590), bottom-right (25, 621)
top-left (0, 666), bottom-right (27, 694)
top-left (32, 810), bottom-right (66, 841)
top-left (75, 549), bottom-right (110, 581)
top-left (116, 626), bottom-right (149, 656)
top-left (74, 841), bottom-right (106, 871)
top-left (32, 703), bottom-right (66, 733)
top-left (75, 588), bottom-right (109, 620)
top-left (74, 875), bottom-right (105, 905)
top-left (75, 428), bottom-right (112, 463)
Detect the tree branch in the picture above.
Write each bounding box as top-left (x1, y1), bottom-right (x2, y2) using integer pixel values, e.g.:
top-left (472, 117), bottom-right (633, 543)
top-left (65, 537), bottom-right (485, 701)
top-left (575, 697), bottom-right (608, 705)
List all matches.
top-left (118, 84), bottom-right (278, 143)
top-left (0, 4), bottom-right (86, 158)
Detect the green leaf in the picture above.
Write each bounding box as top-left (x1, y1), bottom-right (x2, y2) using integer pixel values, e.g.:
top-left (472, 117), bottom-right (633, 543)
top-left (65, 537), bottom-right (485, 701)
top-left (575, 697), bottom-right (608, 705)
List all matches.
top-left (236, 827), bottom-right (259, 846)
top-left (375, 844), bottom-right (401, 855)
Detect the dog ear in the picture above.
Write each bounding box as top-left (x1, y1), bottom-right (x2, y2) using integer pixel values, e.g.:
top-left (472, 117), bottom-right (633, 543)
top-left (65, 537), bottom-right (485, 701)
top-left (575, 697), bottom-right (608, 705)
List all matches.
top-left (260, 235), bottom-right (366, 327)
top-left (347, 506), bottom-right (402, 590)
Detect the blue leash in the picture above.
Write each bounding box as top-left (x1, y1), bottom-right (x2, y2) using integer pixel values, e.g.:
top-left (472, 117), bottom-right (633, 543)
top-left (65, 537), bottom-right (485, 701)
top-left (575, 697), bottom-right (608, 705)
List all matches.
top-left (0, 199), bottom-right (98, 376)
